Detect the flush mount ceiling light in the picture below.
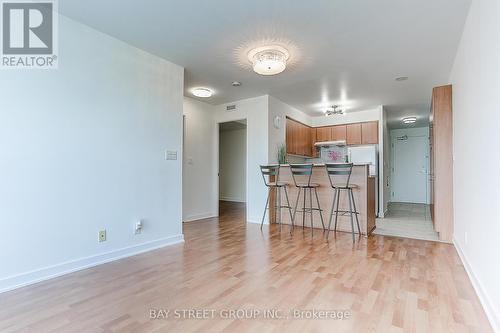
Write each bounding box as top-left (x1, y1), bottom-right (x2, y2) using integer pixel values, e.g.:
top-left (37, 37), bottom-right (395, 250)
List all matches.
top-left (247, 45), bottom-right (290, 76)
top-left (402, 116), bottom-right (417, 124)
top-left (192, 87), bottom-right (213, 98)
top-left (395, 76), bottom-right (409, 81)
top-left (325, 105), bottom-right (344, 116)
top-left (231, 81), bottom-right (242, 87)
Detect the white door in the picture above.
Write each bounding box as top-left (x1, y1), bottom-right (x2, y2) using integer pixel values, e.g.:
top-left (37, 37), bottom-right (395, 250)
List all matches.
top-left (392, 136), bottom-right (429, 203)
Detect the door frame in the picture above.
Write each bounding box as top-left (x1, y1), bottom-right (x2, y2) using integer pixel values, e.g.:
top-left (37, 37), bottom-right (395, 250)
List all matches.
top-left (390, 132), bottom-right (430, 204)
top-left (216, 118), bottom-right (248, 216)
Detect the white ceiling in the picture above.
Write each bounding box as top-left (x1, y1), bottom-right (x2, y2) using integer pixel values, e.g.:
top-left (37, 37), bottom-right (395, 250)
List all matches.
top-left (59, 0), bottom-right (470, 127)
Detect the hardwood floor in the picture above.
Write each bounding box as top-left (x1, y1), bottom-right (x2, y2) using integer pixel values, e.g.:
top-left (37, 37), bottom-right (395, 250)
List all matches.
top-left (0, 201), bottom-right (491, 332)
top-left (374, 203), bottom-right (439, 242)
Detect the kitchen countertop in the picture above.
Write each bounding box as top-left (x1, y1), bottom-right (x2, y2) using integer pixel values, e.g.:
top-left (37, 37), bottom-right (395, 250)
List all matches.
top-left (279, 163), bottom-right (371, 167)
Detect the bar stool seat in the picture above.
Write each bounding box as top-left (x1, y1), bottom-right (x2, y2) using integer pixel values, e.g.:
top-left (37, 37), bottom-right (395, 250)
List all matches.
top-left (295, 182), bottom-right (320, 188)
top-left (267, 181), bottom-right (288, 187)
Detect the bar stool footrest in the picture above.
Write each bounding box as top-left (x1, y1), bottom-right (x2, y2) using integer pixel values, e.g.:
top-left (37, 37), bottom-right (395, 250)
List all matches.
top-left (296, 208), bottom-right (323, 213)
top-left (333, 210), bottom-right (359, 216)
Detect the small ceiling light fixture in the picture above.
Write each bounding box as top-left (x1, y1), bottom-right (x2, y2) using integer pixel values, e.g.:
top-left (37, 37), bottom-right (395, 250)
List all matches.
top-left (231, 81), bottom-right (242, 87)
top-left (402, 116), bottom-right (417, 124)
top-left (192, 87), bottom-right (213, 98)
top-left (247, 45), bottom-right (290, 76)
top-left (395, 76), bottom-right (409, 81)
top-left (325, 105), bottom-right (344, 116)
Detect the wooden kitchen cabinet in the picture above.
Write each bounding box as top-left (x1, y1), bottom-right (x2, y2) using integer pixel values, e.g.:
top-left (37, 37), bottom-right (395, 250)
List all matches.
top-left (310, 128), bottom-right (318, 157)
top-left (286, 118), bottom-right (380, 157)
top-left (298, 123), bottom-right (311, 156)
top-left (331, 125), bottom-right (347, 141)
top-left (285, 118), bottom-right (312, 157)
top-left (361, 121), bottom-right (378, 144)
top-left (346, 123), bottom-right (362, 145)
top-left (286, 118), bottom-right (295, 155)
top-left (315, 126), bottom-right (332, 142)
top-left (286, 118), bottom-right (294, 154)
top-left (292, 120), bottom-right (301, 155)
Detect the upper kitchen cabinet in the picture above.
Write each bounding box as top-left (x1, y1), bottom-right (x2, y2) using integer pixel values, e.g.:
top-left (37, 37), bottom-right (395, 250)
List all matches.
top-left (286, 118), bottom-right (295, 155)
top-left (286, 118), bottom-right (379, 157)
top-left (310, 128), bottom-right (318, 157)
top-left (331, 125), bottom-right (347, 141)
top-left (285, 118), bottom-right (312, 157)
top-left (361, 121), bottom-right (378, 144)
top-left (298, 122), bottom-right (311, 156)
top-left (346, 123), bottom-right (362, 145)
top-left (315, 126), bottom-right (332, 142)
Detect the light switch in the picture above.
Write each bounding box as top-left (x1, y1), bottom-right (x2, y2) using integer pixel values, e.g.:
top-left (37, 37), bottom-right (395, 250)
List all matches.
top-left (165, 150), bottom-right (177, 160)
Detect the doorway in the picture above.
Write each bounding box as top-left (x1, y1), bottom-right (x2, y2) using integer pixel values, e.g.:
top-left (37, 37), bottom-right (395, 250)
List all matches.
top-left (218, 120), bottom-right (247, 217)
top-left (374, 126), bottom-right (438, 241)
top-left (392, 134), bottom-right (429, 203)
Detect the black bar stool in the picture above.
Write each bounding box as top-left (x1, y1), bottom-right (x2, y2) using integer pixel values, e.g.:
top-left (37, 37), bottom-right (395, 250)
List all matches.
top-left (325, 163), bottom-right (361, 242)
top-left (290, 164), bottom-right (325, 236)
top-left (260, 165), bottom-right (293, 231)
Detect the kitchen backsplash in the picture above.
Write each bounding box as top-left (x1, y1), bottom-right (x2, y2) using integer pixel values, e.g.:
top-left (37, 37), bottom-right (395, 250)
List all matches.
top-left (285, 154), bottom-right (307, 164)
top-left (320, 146), bottom-right (348, 163)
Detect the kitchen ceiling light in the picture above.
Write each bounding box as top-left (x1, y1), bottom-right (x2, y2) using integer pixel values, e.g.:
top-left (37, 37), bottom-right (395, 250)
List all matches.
top-left (325, 105), bottom-right (344, 116)
top-left (192, 87), bottom-right (213, 98)
top-left (231, 81), bottom-right (242, 87)
top-left (402, 116), bottom-right (417, 124)
top-left (247, 45), bottom-right (290, 76)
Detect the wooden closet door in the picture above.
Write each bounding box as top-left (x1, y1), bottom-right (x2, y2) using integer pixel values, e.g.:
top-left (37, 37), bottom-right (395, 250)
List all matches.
top-left (431, 85), bottom-right (453, 242)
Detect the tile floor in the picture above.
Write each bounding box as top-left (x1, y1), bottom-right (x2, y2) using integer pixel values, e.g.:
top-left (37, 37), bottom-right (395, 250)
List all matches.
top-left (373, 202), bottom-right (439, 241)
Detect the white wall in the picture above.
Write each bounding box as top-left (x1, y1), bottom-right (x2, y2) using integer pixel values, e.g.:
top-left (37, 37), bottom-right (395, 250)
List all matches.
top-left (219, 127), bottom-right (246, 202)
top-left (0, 15), bottom-right (184, 292)
top-left (389, 127), bottom-right (430, 204)
top-left (182, 97), bottom-right (218, 221)
top-left (214, 96), bottom-right (269, 223)
top-left (449, 0), bottom-right (500, 330)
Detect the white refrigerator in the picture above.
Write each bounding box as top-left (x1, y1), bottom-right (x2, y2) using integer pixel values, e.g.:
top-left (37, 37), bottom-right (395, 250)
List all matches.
top-left (348, 146), bottom-right (379, 216)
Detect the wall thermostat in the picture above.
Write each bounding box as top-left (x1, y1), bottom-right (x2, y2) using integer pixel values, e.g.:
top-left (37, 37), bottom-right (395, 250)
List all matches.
top-left (273, 115), bottom-right (281, 129)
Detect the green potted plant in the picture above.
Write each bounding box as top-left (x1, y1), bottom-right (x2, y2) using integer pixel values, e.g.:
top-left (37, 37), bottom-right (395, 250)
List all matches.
top-left (276, 144), bottom-right (287, 164)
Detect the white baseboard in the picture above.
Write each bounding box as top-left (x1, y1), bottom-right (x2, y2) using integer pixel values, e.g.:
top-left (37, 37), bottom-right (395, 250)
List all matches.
top-left (453, 237), bottom-right (499, 332)
top-left (219, 197), bottom-right (246, 203)
top-left (0, 234), bottom-right (184, 294)
top-left (183, 212), bottom-right (217, 222)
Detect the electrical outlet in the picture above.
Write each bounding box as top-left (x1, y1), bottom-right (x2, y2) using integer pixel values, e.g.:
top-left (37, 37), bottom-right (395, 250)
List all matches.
top-left (98, 230), bottom-right (106, 242)
top-left (134, 220), bottom-right (143, 234)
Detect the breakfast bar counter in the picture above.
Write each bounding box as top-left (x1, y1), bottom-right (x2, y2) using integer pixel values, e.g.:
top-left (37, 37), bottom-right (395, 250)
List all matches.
top-left (269, 164), bottom-right (376, 236)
